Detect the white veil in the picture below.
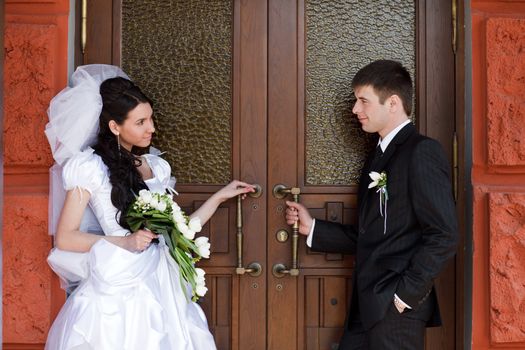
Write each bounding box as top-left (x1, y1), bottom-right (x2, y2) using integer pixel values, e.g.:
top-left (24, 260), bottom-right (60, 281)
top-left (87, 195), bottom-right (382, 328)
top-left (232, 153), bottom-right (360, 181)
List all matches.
top-left (45, 65), bottom-right (129, 292)
top-left (45, 65), bottom-right (129, 236)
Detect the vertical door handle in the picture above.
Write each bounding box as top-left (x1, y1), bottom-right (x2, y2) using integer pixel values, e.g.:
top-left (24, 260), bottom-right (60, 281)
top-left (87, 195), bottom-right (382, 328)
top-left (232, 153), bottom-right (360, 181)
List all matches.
top-left (81, 0), bottom-right (87, 54)
top-left (272, 184), bottom-right (301, 277)
top-left (235, 184), bottom-right (263, 277)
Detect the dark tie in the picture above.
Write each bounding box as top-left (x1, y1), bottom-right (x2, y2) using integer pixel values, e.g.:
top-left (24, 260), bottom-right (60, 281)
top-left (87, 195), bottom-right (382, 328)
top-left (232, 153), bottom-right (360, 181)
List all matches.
top-left (376, 144), bottom-right (384, 158)
top-left (370, 144), bottom-right (383, 169)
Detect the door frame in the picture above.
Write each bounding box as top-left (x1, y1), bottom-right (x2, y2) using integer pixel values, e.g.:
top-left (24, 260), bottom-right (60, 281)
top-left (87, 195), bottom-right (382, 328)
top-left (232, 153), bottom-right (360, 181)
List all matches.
top-left (455, 1), bottom-right (468, 349)
top-left (0, 0), bottom-right (4, 344)
top-left (76, 1), bottom-right (468, 348)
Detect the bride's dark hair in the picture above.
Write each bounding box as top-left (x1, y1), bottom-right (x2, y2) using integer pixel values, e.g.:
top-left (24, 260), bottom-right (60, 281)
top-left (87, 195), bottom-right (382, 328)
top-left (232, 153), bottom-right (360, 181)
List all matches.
top-left (93, 77), bottom-right (153, 229)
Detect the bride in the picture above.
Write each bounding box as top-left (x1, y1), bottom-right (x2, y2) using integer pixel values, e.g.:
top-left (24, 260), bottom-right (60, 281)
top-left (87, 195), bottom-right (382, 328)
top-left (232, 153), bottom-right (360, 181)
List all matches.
top-left (44, 65), bottom-right (253, 349)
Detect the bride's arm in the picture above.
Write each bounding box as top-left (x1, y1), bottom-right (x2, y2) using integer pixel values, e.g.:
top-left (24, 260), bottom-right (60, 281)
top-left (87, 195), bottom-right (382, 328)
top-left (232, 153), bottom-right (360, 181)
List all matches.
top-left (189, 180), bottom-right (254, 225)
top-left (55, 188), bottom-right (157, 252)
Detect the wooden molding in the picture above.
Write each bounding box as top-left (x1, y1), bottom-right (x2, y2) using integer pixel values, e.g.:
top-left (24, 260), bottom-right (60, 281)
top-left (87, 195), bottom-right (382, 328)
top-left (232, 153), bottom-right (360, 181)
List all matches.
top-left (3, 344), bottom-right (45, 350)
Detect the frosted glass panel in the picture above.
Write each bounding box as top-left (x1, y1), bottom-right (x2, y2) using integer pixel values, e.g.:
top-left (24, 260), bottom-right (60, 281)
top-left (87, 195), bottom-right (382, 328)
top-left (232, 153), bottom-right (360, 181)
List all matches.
top-left (305, 0), bottom-right (415, 185)
top-left (122, 0), bottom-right (233, 184)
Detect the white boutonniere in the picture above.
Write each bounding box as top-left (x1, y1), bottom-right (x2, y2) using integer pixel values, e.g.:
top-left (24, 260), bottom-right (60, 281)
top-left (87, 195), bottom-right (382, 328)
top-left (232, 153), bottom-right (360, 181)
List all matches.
top-left (368, 171), bottom-right (389, 234)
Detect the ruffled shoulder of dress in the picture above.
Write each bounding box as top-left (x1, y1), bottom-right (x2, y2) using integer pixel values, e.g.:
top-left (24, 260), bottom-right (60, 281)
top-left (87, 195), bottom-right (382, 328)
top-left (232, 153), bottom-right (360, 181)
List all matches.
top-left (62, 148), bottom-right (107, 194)
top-left (142, 153), bottom-right (172, 185)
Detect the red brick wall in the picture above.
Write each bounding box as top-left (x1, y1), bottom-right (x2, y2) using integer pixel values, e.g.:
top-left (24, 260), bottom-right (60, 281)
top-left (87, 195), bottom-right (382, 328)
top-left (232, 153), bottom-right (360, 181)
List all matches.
top-left (471, 1), bottom-right (525, 348)
top-left (3, 0), bottom-right (69, 348)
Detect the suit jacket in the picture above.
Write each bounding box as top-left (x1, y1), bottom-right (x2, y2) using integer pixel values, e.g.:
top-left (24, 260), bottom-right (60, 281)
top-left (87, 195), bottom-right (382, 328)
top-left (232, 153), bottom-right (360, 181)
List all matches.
top-left (312, 123), bottom-right (458, 330)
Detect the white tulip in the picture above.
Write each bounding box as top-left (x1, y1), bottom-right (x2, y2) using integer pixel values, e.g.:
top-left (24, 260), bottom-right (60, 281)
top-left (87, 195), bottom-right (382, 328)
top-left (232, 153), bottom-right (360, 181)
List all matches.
top-left (195, 267), bottom-right (206, 280)
top-left (139, 189), bottom-right (152, 204)
top-left (188, 217), bottom-right (202, 233)
top-left (194, 268), bottom-right (207, 296)
top-left (150, 197), bottom-right (160, 210)
top-left (176, 221), bottom-right (187, 231)
top-left (198, 246), bottom-right (211, 259)
top-left (157, 200), bottom-right (167, 212)
top-left (196, 285), bottom-right (208, 297)
top-left (195, 236), bottom-right (211, 258)
top-left (173, 211), bottom-right (185, 224)
top-left (178, 223), bottom-right (195, 240)
top-left (195, 236), bottom-right (209, 246)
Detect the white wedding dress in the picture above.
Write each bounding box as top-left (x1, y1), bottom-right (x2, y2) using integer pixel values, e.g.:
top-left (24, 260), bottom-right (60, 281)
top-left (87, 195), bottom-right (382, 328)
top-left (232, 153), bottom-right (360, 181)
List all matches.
top-left (45, 148), bottom-right (216, 350)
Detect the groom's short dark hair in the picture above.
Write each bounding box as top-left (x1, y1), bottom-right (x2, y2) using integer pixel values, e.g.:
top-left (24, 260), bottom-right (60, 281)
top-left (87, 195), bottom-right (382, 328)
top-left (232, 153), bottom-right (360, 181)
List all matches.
top-left (352, 60), bottom-right (413, 116)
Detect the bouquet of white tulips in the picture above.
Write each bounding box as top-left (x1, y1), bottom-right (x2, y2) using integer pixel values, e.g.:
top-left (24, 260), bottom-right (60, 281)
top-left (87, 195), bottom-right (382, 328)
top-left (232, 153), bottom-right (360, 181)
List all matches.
top-left (126, 189), bottom-right (211, 301)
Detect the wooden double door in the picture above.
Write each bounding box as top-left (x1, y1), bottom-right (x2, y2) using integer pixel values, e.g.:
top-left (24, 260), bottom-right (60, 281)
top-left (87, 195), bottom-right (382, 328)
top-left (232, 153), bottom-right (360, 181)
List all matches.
top-left (82, 0), bottom-right (459, 349)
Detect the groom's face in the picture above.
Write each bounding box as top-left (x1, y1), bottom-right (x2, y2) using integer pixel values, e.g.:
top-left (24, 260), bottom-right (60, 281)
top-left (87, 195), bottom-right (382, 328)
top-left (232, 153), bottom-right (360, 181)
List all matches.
top-left (352, 85), bottom-right (391, 137)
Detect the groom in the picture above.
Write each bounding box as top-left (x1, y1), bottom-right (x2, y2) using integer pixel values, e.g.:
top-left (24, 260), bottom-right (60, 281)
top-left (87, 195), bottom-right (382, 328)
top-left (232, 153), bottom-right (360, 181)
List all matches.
top-left (286, 60), bottom-right (458, 349)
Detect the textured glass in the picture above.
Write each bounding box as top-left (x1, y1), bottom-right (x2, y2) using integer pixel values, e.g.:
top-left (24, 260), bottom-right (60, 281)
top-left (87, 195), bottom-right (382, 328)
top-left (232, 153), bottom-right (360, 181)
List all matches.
top-left (305, 1), bottom-right (416, 185)
top-left (122, 0), bottom-right (233, 184)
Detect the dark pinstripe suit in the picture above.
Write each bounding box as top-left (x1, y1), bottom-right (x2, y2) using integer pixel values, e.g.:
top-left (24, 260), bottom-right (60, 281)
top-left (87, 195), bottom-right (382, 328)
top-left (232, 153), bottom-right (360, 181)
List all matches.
top-left (312, 123), bottom-right (458, 349)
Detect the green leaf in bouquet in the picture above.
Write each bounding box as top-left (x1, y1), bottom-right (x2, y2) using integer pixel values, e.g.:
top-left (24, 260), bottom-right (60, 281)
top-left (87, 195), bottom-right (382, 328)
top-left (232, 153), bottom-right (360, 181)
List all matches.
top-left (150, 227), bottom-right (170, 237)
top-left (152, 213), bottom-right (171, 219)
top-left (177, 235), bottom-right (201, 257)
top-left (174, 246), bottom-right (197, 302)
top-left (148, 218), bottom-right (171, 226)
top-left (148, 219), bottom-right (173, 227)
top-left (176, 235), bottom-right (191, 250)
top-left (127, 218), bottom-right (144, 232)
top-left (163, 231), bottom-right (174, 251)
top-left (126, 212), bottom-right (146, 218)
top-left (146, 221), bottom-right (164, 228)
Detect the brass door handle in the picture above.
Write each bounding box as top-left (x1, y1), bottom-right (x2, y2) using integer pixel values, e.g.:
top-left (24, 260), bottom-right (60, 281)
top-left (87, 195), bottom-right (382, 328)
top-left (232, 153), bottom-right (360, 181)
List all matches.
top-left (235, 185), bottom-right (263, 277)
top-left (272, 184), bottom-right (301, 278)
top-left (81, 0), bottom-right (87, 54)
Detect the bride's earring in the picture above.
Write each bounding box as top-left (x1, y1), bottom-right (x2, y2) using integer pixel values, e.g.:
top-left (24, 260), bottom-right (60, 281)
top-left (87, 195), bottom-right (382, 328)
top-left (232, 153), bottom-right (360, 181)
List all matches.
top-left (117, 133), bottom-right (121, 152)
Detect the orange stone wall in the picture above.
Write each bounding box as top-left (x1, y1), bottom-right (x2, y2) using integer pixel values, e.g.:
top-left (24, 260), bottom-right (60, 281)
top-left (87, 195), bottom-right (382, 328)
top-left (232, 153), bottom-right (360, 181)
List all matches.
top-left (471, 1), bottom-right (525, 349)
top-left (3, 0), bottom-right (69, 348)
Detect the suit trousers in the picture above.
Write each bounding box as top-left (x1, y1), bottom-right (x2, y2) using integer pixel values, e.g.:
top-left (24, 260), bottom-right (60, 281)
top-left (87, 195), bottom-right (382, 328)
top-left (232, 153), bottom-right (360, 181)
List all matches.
top-left (338, 298), bottom-right (433, 350)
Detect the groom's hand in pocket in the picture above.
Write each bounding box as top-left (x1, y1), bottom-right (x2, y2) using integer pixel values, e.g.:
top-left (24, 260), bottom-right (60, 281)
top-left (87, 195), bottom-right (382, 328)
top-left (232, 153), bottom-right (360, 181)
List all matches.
top-left (285, 201), bottom-right (313, 236)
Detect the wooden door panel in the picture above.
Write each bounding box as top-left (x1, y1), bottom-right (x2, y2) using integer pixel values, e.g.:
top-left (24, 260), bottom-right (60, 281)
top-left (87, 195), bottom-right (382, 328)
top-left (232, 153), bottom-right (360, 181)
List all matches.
top-left (199, 273), bottom-right (236, 349)
top-left (234, 1), bottom-right (268, 349)
top-left (300, 273), bottom-right (353, 350)
top-left (268, 0), bottom-right (457, 349)
top-left (321, 277), bottom-right (350, 327)
top-left (300, 195), bottom-right (357, 268)
top-left (177, 195), bottom-right (239, 348)
top-left (178, 195), bottom-right (237, 267)
top-left (87, 1), bottom-right (269, 348)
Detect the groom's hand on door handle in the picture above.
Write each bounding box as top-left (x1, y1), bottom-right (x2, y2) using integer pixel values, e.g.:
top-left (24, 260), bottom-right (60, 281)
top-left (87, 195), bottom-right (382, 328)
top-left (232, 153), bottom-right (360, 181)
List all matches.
top-left (285, 201), bottom-right (313, 236)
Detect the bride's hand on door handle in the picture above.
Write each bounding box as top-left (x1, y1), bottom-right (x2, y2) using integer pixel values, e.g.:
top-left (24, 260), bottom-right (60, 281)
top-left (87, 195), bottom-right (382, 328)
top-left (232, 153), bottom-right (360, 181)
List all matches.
top-left (215, 180), bottom-right (256, 202)
top-left (285, 201), bottom-right (313, 236)
top-left (190, 180), bottom-right (255, 226)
